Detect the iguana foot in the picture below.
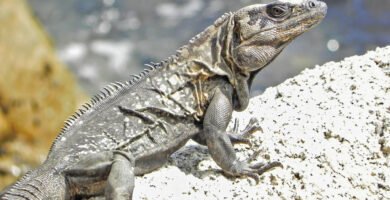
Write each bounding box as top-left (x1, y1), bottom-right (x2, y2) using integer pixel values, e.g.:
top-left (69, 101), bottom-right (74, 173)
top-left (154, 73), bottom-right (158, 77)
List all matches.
top-left (232, 161), bottom-right (283, 184)
top-left (228, 117), bottom-right (262, 145)
top-left (231, 150), bottom-right (283, 183)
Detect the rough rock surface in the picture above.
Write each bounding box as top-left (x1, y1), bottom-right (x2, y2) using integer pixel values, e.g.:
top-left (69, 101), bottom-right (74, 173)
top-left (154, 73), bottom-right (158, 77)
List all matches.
top-left (0, 0), bottom-right (85, 189)
top-left (130, 46), bottom-right (389, 199)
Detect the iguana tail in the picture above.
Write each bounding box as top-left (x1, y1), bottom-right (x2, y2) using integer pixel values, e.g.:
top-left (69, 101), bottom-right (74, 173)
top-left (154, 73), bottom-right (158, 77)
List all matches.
top-left (0, 166), bottom-right (66, 200)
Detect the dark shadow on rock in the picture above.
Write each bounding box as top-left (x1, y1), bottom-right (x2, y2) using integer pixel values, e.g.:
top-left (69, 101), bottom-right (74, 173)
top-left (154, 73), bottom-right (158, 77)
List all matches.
top-left (168, 144), bottom-right (221, 179)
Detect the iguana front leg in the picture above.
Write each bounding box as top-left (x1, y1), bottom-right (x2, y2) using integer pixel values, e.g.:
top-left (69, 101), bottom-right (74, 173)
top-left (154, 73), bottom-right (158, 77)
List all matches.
top-left (64, 151), bottom-right (135, 199)
top-left (203, 87), bottom-right (281, 182)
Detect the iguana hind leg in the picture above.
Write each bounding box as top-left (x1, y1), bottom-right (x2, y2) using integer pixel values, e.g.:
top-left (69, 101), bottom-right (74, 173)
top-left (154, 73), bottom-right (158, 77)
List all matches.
top-left (105, 151), bottom-right (135, 199)
top-left (64, 151), bottom-right (135, 199)
top-left (203, 88), bottom-right (281, 182)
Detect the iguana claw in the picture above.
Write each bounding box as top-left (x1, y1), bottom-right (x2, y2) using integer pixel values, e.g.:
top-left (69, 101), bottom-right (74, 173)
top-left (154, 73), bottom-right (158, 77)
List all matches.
top-left (228, 117), bottom-right (263, 145)
top-left (243, 161), bottom-right (283, 184)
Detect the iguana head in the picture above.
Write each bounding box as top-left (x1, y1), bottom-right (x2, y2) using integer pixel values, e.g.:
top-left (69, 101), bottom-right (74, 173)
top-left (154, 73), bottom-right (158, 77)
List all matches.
top-left (230, 0), bottom-right (327, 74)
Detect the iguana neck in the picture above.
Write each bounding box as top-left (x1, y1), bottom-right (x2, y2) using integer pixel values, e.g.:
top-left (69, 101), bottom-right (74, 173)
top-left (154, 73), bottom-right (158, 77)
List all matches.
top-left (164, 13), bottom-right (237, 82)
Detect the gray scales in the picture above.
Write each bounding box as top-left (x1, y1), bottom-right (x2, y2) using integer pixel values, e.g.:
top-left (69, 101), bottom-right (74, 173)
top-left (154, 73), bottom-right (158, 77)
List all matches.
top-left (0, 0), bottom-right (327, 199)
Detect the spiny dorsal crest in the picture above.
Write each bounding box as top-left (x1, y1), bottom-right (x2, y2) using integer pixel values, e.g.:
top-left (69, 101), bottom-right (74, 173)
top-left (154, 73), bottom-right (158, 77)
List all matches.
top-left (189, 12), bottom-right (232, 46)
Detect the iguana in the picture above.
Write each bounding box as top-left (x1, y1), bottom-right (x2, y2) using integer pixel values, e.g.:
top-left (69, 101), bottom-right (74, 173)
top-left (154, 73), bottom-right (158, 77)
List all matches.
top-left (0, 0), bottom-right (326, 199)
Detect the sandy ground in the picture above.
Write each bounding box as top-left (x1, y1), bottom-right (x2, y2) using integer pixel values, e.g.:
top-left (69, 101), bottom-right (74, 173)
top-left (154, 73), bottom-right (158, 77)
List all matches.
top-left (130, 46), bottom-right (390, 199)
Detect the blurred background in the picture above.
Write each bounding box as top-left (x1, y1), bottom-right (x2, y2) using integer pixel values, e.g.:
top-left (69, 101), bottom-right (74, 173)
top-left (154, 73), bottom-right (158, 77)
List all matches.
top-left (29, 0), bottom-right (390, 95)
top-left (0, 0), bottom-right (389, 190)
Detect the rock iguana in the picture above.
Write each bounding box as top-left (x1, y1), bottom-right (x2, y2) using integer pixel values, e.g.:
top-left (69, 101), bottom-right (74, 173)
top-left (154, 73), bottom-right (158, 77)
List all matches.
top-left (0, 0), bottom-right (326, 199)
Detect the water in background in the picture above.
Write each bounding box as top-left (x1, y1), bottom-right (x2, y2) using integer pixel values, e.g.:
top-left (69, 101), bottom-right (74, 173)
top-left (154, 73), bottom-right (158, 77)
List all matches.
top-left (29, 0), bottom-right (390, 96)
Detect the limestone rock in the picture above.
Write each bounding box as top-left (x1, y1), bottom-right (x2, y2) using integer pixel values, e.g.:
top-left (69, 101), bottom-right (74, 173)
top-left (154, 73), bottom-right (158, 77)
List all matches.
top-left (0, 0), bottom-right (86, 189)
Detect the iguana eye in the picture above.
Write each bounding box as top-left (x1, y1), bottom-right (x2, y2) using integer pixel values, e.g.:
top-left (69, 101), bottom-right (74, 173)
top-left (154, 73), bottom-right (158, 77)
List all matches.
top-left (267, 4), bottom-right (290, 18)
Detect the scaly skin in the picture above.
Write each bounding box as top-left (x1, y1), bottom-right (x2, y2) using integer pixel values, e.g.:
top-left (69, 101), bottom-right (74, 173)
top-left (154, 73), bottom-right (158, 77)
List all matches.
top-left (0, 0), bottom-right (326, 199)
